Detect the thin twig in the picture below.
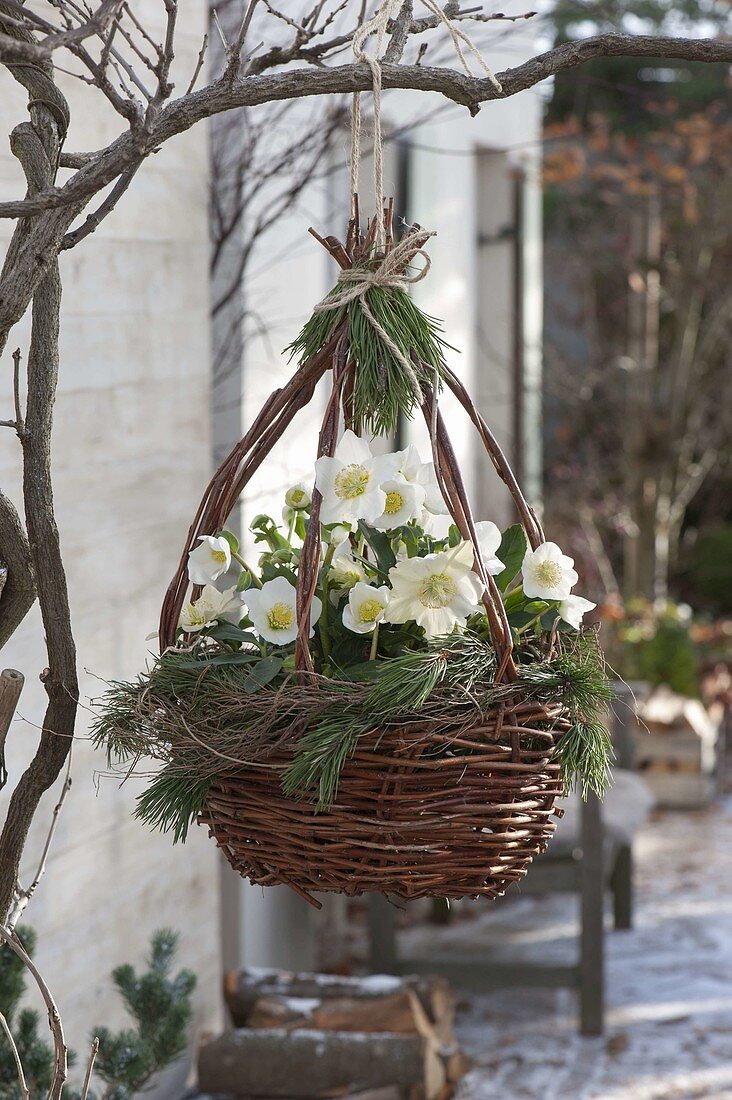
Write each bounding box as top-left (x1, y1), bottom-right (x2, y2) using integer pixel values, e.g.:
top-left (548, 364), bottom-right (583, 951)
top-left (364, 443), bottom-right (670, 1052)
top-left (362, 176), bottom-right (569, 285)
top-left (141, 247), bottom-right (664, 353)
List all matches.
top-left (186, 32), bottom-right (208, 95)
top-left (12, 348), bottom-right (24, 438)
top-left (80, 1036), bottom-right (100, 1100)
top-left (61, 163), bottom-right (141, 250)
top-left (225, 0), bottom-right (259, 80)
top-left (211, 8), bottom-right (229, 52)
top-left (0, 1010), bottom-right (29, 1100)
top-left (7, 748), bottom-right (73, 930)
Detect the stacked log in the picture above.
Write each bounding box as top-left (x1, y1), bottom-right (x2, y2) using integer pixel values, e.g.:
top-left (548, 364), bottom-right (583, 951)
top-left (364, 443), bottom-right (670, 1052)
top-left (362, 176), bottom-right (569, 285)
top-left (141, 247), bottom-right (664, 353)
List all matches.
top-left (197, 969), bottom-right (469, 1100)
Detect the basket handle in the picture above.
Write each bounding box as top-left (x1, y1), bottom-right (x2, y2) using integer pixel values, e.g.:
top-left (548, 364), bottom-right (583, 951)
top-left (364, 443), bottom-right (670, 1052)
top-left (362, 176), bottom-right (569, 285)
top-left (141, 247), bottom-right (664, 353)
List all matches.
top-left (160, 219), bottom-right (543, 684)
top-left (158, 322), bottom-right (346, 651)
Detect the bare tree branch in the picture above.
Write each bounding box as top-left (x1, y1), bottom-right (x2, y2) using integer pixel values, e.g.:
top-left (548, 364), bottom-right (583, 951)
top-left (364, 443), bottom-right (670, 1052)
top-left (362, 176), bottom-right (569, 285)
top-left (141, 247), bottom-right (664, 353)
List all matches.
top-left (60, 162), bottom-right (141, 249)
top-left (7, 748), bottom-right (73, 928)
top-left (0, 34), bottom-right (730, 222)
top-left (0, 68), bottom-right (78, 921)
top-left (0, 493), bottom-right (35, 651)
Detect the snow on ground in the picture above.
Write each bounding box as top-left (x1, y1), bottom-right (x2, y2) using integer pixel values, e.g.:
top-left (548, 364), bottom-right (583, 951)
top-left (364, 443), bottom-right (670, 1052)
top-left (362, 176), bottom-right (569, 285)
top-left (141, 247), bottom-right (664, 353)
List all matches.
top-left (422, 799), bottom-right (732, 1099)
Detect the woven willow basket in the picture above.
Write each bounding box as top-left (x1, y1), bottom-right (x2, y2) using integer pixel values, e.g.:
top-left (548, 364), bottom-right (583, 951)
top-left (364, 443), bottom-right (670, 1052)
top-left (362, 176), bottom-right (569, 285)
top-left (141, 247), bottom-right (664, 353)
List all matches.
top-left (159, 211), bottom-right (571, 907)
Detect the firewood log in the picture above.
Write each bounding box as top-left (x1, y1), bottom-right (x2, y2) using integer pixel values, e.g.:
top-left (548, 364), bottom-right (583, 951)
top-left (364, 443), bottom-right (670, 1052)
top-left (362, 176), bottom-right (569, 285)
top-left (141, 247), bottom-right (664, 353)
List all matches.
top-left (198, 1028), bottom-right (447, 1100)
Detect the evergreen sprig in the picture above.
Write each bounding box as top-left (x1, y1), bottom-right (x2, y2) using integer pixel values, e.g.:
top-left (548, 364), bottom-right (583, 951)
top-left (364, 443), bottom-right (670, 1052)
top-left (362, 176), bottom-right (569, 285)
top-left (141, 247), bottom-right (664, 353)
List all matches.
top-left (520, 630), bottom-right (614, 797)
top-left (88, 929), bottom-right (195, 1100)
top-left (0, 929), bottom-right (194, 1100)
top-left (0, 927), bottom-right (65, 1100)
top-left (283, 634), bottom-right (496, 808)
top-left (135, 773), bottom-right (213, 844)
top-left (288, 284), bottom-right (452, 435)
top-left (93, 630), bottom-right (614, 834)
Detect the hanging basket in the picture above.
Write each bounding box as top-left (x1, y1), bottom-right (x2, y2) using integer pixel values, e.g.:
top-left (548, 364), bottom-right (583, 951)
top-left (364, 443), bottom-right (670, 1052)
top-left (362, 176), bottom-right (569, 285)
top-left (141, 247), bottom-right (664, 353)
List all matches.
top-left (95, 204), bottom-right (610, 909)
top-left (200, 710), bottom-right (567, 904)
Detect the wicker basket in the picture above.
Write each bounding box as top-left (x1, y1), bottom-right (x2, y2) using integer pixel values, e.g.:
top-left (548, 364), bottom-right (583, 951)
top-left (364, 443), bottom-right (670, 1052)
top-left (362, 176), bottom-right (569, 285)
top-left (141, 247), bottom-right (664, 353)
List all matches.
top-left (200, 708), bottom-right (568, 905)
top-left (159, 211), bottom-right (571, 906)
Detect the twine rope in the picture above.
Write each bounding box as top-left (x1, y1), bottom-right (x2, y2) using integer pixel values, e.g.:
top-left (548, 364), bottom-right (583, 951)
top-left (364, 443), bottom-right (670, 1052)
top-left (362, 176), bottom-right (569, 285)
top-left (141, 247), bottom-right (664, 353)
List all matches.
top-left (313, 225), bottom-right (436, 401)
top-left (349, 0), bottom-right (503, 234)
top-left (324, 3), bottom-right (501, 403)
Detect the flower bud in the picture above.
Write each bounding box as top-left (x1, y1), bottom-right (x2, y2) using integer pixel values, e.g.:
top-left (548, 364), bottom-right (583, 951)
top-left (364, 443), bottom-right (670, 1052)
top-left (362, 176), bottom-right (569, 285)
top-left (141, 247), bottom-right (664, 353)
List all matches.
top-left (285, 484), bottom-right (311, 511)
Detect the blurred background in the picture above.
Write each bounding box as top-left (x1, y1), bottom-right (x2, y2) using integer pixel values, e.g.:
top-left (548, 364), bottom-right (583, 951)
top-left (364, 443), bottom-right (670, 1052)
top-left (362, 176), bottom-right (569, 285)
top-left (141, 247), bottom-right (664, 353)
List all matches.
top-left (0, 1), bottom-right (730, 1097)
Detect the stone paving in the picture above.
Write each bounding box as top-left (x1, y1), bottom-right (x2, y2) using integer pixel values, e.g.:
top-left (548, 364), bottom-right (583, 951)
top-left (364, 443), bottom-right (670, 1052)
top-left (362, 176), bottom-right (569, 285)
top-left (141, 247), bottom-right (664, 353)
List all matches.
top-left (422, 800), bottom-right (732, 1099)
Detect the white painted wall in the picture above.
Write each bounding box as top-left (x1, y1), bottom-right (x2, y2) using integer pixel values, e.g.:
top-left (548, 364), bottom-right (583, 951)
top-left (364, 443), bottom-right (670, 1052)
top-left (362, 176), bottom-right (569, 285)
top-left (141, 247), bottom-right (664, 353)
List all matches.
top-left (0, 4), bottom-right (221, 1092)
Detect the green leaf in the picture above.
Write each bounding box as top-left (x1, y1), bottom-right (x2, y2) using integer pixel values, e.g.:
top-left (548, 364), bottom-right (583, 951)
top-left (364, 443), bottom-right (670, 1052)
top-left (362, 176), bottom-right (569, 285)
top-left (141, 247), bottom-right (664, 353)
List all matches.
top-left (242, 655), bottom-right (284, 693)
top-left (495, 524), bottom-right (528, 592)
top-left (236, 569), bottom-right (253, 592)
top-left (358, 522), bottom-right (396, 574)
top-left (250, 515), bottom-right (290, 552)
top-left (260, 559), bottom-right (298, 585)
top-left (207, 622), bottom-right (259, 646)
top-left (502, 585), bottom-right (526, 613)
top-left (397, 525), bottom-right (421, 558)
top-left (176, 651), bottom-right (260, 670)
top-left (447, 524), bottom-right (462, 548)
top-left (218, 529), bottom-right (239, 554)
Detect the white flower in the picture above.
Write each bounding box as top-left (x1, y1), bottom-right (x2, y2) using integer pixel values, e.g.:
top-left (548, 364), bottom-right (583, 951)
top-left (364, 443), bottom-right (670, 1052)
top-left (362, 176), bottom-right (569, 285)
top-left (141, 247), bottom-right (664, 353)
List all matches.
top-left (315, 430), bottom-right (400, 525)
top-left (342, 582), bottom-right (390, 635)
top-left (473, 521), bottom-right (506, 577)
top-left (329, 542), bottom-right (366, 594)
top-left (187, 534), bottom-right (231, 585)
top-left (384, 541), bottom-right (485, 638)
top-left (245, 576), bottom-right (321, 646)
top-left (324, 523), bottom-right (352, 548)
top-left (522, 542), bottom-right (578, 601)
top-left (396, 443), bottom-right (449, 515)
top-left (179, 584), bottom-right (239, 633)
top-left (559, 594), bottom-right (596, 630)
top-left (372, 478), bottom-right (426, 531)
top-left (285, 483), bottom-right (311, 511)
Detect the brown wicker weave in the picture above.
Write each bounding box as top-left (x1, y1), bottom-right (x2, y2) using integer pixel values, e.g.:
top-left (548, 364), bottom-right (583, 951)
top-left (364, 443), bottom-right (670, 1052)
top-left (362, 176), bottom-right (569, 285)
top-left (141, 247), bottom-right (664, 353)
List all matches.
top-left (159, 204), bottom-right (570, 907)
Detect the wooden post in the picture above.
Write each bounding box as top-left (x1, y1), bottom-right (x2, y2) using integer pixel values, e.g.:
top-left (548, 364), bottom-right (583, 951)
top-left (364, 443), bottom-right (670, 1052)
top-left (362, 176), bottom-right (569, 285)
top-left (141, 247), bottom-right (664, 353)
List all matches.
top-left (369, 893), bottom-right (398, 974)
top-left (579, 791), bottom-right (604, 1035)
top-left (0, 668), bottom-right (24, 791)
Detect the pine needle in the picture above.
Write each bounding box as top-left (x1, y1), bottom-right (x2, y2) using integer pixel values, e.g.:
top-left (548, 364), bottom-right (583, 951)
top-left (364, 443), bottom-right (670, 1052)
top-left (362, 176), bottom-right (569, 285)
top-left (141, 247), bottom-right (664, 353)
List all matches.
top-left (282, 635), bottom-right (495, 808)
top-left (93, 631), bottom-right (614, 833)
top-left (519, 630), bottom-right (614, 797)
top-left (287, 285), bottom-right (453, 435)
top-left (135, 771), bottom-right (213, 844)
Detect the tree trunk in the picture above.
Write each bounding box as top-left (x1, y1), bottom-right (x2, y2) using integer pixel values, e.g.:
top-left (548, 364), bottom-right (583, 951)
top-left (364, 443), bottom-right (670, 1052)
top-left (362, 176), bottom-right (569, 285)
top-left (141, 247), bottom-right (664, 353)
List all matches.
top-left (0, 68), bottom-right (77, 922)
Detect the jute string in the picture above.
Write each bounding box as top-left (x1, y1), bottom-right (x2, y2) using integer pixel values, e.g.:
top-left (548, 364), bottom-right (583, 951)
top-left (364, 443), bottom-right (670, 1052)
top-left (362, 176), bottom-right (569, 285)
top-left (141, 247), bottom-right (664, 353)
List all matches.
top-left (313, 225), bottom-right (436, 401)
top-left (349, 0), bottom-right (503, 238)
top-left (318, 1), bottom-right (502, 400)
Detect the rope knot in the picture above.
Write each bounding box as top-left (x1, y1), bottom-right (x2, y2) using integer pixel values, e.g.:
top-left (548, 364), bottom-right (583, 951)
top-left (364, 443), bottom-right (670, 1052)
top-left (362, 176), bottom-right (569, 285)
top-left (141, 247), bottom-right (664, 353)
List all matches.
top-left (320, 226), bottom-right (436, 311)
top-left (313, 226), bottom-right (437, 403)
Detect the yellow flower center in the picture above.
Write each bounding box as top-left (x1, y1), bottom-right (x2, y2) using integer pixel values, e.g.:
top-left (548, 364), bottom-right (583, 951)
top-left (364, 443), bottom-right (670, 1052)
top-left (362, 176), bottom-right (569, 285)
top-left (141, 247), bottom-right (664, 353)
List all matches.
top-left (267, 601), bottom-right (295, 631)
top-left (290, 489), bottom-right (305, 504)
top-left (418, 572), bottom-right (457, 609)
top-left (358, 598), bottom-right (383, 624)
top-left (184, 604), bottom-right (206, 627)
top-left (334, 567), bottom-right (360, 589)
top-left (334, 463), bottom-right (370, 500)
top-left (535, 561), bottom-right (563, 588)
top-left (211, 549), bottom-right (228, 564)
top-left (384, 490), bottom-right (404, 515)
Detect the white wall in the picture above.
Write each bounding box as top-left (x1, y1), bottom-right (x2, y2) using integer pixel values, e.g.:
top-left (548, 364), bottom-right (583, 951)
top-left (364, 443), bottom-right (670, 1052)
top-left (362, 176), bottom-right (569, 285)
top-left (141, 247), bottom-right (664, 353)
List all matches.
top-left (406, 85), bottom-right (543, 525)
top-left (0, 4), bottom-right (221, 1090)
